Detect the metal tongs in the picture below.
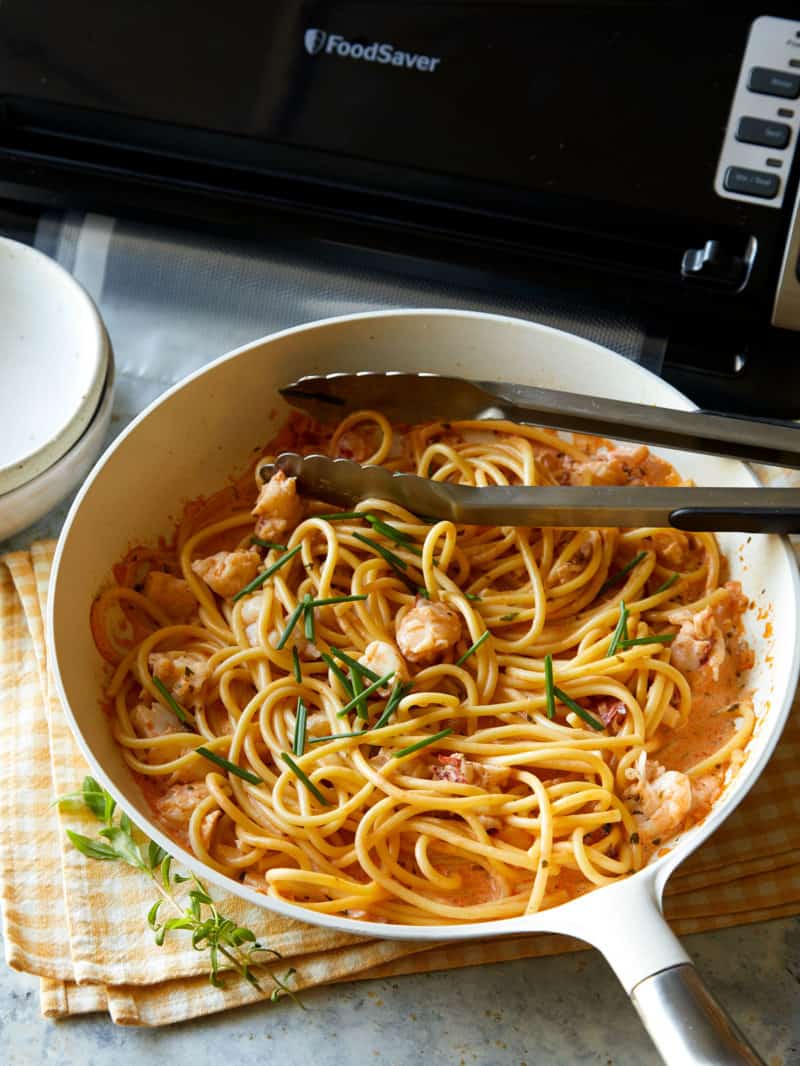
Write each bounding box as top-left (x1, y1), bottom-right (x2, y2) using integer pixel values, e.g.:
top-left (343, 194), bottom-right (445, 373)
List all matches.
top-left (275, 372), bottom-right (800, 534)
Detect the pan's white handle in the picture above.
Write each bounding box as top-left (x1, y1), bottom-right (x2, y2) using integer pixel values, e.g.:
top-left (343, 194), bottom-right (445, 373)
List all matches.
top-left (549, 876), bottom-right (764, 1065)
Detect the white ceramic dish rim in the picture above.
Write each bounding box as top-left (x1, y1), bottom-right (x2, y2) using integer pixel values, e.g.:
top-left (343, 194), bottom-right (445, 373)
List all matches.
top-left (0, 354), bottom-right (115, 543)
top-left (0, 237), bottom-right (109, 495)
top-left (47, 309), bottom-right (800, 999)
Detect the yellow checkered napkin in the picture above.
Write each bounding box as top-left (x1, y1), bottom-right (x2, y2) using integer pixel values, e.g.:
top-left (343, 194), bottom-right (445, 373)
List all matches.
top-left (1, 542), bottom-right (799, 1027)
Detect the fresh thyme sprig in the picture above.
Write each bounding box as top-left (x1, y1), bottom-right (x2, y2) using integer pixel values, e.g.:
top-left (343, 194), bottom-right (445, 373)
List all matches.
top-left (57, 776), bottom-right (301, 1003)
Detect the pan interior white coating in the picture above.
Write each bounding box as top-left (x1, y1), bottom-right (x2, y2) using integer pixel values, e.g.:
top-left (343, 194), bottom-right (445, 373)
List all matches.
top-left (48, 310), bottom-right (800, 969)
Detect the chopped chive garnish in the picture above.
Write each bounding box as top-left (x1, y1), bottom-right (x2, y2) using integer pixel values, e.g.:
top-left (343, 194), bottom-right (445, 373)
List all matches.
top-left (336, 672), bottom-right (394, 717)
top-left (607, 601), bottom-right (630, 657)
top-left (552, 687), bottom-right (604, 731)
top-left (417, 587), bottom-right (430, 599)
top-left (303, 594), bottom-right (315, 642)
top-left (308, 594), bottom-right (367, 607)
top-left (373, 681), bottom-right (413, 730)
top-left (455, 630), bottom-right (490, 666)
top-left (292, 697), bottom-right (307, 756)
top-left (393, 728), bottom-right (454, 759)
top-left (655, 573), bottom-right (680, 595)
top-left (500, 612), bottom-right (520, 622)
top-left (309, 729), bottom-right (371, 744)
top-left (320, 651), bottom-right (355, 697)
top-left (544, 653), bottom-right (556, 721)
top-left (618, 633), bottom-right (676, 648)
top-left (329, 647), bottom-right (381, 683)
top-left (366, 515), bottom-right (421, 553)
top-left (280, 752), bottom-right (331, 806)
top-left (250, 536), bottom-right (286, 550)
top-left (351, 668), bottom-right (368, 720)
top-left (314, 510), bottom-right (365, 521)
top-left (292, 645), bottom-right (302, 683)
top-left (152, 676), bottom-right (191, 724)
top-left (352, 532), bottom-right (409, 572)
top-left (600, 551), bottom-right (648, 593)
top-left (276, 600), bottom-right (306, 650)
top-left (366, 514), bottom-right (414, 542)
top-left (232, 544), bottom-right (303, 602)
top-left (195, 746), bottom-right (263, 784)
top-left (465, 592), bottom-right (482, 603)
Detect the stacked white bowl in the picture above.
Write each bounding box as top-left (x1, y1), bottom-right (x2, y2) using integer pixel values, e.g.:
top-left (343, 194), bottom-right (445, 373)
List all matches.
top-left (0, 238), bottom-right (114, 541)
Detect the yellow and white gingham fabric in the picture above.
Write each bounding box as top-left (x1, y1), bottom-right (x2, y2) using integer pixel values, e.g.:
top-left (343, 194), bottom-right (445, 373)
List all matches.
top-left (1, 541), bottom-right (799, 1026)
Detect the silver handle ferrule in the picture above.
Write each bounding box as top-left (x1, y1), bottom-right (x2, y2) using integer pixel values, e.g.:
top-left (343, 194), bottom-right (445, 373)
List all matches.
top-left (631, 964), bottom-right (764, 1065)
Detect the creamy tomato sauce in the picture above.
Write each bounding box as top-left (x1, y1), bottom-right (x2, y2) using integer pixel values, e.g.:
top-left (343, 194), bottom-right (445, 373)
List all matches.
top-left (95, 410), bottom-right (755, 918)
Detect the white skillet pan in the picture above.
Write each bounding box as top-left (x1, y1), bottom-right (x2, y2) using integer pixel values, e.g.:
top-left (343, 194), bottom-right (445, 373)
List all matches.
top-left (49, 310), bottom-right (800, 1064)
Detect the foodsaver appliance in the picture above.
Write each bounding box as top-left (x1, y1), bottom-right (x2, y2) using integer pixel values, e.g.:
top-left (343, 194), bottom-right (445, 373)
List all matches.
top-left (0, 4), bottom-right (799, 418)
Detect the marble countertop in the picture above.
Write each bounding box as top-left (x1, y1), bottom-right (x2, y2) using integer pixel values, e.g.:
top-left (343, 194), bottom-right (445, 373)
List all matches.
top-left (3, 919), bottom-right (799, 1065)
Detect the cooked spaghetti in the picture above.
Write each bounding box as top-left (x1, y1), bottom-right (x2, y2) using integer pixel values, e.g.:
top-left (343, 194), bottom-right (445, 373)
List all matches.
top-left (91, 412), bottom-right (755, 924)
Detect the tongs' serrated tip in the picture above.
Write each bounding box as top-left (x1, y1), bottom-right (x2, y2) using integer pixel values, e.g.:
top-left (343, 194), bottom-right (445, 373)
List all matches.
top-left (278, 385), bottom-right (345, 406)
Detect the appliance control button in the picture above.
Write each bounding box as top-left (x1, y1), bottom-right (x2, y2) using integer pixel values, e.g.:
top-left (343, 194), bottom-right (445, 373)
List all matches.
top-left (735, 115), bottom-right (791, 148)
top-left (723, 166), bottom-right (780, 198)
top-left (747, 66), bottom-right (800, 99)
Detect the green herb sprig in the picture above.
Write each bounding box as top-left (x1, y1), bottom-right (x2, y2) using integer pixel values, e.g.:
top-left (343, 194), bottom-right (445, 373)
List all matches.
top-left (195, 746), bottom-right (263, 784)
top-left (250, 536), bottom-right (287, 551)
top-left (336, 671), bottom-right (394, 717)
top-left (654, 573), bottom-right (680, 595)
top-left (455, 630), bottom-right (490, 666)
top-left (280, 753), bottom-right (331, 806)
top-left (320, 651), bottom-right (355, 698)
top-left (552, 687), bottom-right (604, 731)
top-left (57, 777), bottom-right (300, 1002)
top-left (329, 646), bottom-right (380, 683)
top-left (308, 681), bottom-right (412, 744)
top-left (617, 633), bottom-right (676, 648)
top-left (373, 681), bottom-right (412, 730)
top-left (152, 676), bottom-right (191, 725)
top-left (607, 601), bottom-right (630, 657)
top-left (393, 728), bottom-right (454, 759)
top-left (314, 510), bottom-right (364, 521)
top-left (543, 653), bottom-right (556, 720)
top-left (293, 698), bottom-right (308, 755)
top-left (365, 515), bottom-right (421, 554)
top-left (233, 544), bottom-right (303, 603)
top-left (600, 551), bottom-right (648, 594)
top-left (292, 645), bottom-right (302, 684)
top-left (277, 594), bottom-right (367, 650)
top-left (352, 532), bottom-right (409, 574)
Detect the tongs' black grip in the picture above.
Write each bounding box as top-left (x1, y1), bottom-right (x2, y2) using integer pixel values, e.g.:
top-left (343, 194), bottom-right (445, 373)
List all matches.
top-left (670, 507), bottom-right (800, 534)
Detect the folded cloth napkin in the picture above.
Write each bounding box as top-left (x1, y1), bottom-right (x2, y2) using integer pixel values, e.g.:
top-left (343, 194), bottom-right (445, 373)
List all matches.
top-left (1, 542), bottom-right (799, 1026)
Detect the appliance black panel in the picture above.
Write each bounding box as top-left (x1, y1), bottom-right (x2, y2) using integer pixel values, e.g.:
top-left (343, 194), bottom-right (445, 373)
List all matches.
top-left (0, 3), bottom-right (798, 418)
top-left (0, 4), bottom-right (784, 222)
